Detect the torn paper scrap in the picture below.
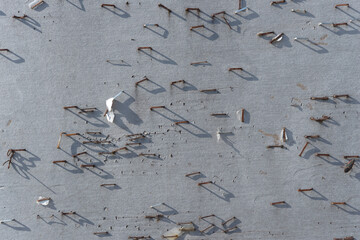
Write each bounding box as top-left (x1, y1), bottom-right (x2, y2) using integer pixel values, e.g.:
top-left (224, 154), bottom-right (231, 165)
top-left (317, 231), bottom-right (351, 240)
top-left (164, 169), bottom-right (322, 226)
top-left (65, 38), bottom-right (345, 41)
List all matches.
top-left (105, 91), bottom-right (123, 123)
top-left (162, 227), bottom-right (183, 240)
top-left (37, 196), bottom-right (50, 206)
top-left (29, 0), bottom-right (44, 9)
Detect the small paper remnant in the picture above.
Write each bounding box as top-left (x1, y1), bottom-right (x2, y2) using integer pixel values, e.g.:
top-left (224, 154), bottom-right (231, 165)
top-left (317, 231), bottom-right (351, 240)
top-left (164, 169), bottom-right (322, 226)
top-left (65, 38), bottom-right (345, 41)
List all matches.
top-left (180, 223), bottom-right (195, 232)
top-left (37, 196), bottom-right (50, 206)
top-left (236, 110), bottom-right (242, 121)
top-left (29, 0), bottom-right (44, 9)
top-left (216, 129), bottom-right (221, 142)
top-left (163, 227), bottom-right (183, 240)
top-left (281, 128), bottom-right (288, 142)
top-left (105, 91), bottom-right (123, 123)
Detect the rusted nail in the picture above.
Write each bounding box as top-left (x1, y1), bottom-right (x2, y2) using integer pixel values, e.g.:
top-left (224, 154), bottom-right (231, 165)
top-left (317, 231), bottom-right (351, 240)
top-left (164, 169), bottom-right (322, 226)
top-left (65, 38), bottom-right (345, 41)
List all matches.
top-left (241, 109), bottom-right (245, 122)
top-left (344, 159), bottom-right (355, 173)
top-left (335, 3), bottom-right (349, 8)
top-left (53, 160), bottom-right (67, 164)
top-left (185, 171), bottom-right (201, 177)
top-left (135, 77), bottom-right (149, 87)
top-left (222, 216), bottom-right (236, 226)
top-left (103, 109), bottom-right (108, 117)
top-left (333, 94), bottom-right (349, 98)
top-left (331, 202), bottom-right (346, 205)
top-left (200, 224), bottom-right (215, 233)
top-left (198, 181), bottom-right (213, 186)
top-left (13, 15), bottom-right (28, 19)
top-left (98, 147), bottom-right (128, 155)
top-left (191, 61), bottom-right (208, 65)
top-left (143, 24), bottom-right (159, 28)
top-left (267, 145), bottom-right (284, 149)
top-left (126, 133), bottom-right (144, 137)
top-left (211, 113), bottom-right (228, 116)
top-left (199, 89), bottom-right (217, 92)
top-left (138, 153), bottom-right (157, 157)
top-left (316, 153), bottom-right (330, 157)
top-left (86, 131), bottom-right (102, 135)
top-left (93, 232), bottom-right (109, 235)
top-left (281, 127), bottom-right (286, 142)
top-left (158, 4), bottom-right (172, 13)
top-left (82, 140), bottom-right (111, 144)
top-left (80, 164), bottom-right (95, 168)
top-left (175, 121), bottom-right (190, 125)
top-left (190, 25), bottom-right (205, 30)
top-left (101, 4), bottom-right (116, 8)
top-left (129, 136), bottom-right (146, 141)
top-left (304, 135), bottom-right (320, 139)
top-left (271, 0), bottom-right (286, 5)
top-left (63, 106), bottom-right (79, 110)
top-left (0, 219), bottom-right (15, 224)
top-left (257, 31), bottom-right (275, 36)
top-left (128, 236), bottom-right (151, 240)
top-left (200, 214), bottom-right (216, 220)
top-left (299, 142), bottom-right (309, 157)
top-left (0, 49), bottom-right (10, 52)
top-left (223, 226), bottom-right (238, 233)
top-left (228, 67), bottom-right (243, 71)
top-left (271, 201), bottom-right (286, 205)
top-left (61, 211), bottom-right (76, 215)
top-left (65, 133), bottom-right (80, 137)
top-left (30, 0), bottom-right (44, 9)
top-left (145, 214), bottom-right (163, 220)
top-left (211, 11), bottom-right (226, 18)
top-left (37, 197), bottom-right (51, 202)
top-left (344, 155), bottom-right (359, 159)
top-left (8, 149), bottom-right (27, 153)
top-left (126, 142), bottom-right (142, 146)
top-left (270, 33), bottom-right (284, 44)
top-left (73, 152), bottom-right (87, 157)
top-left (298, 188), bottom-right (313, 192)
top-left (185, 8), bottom-right (200, 13)
top-left (310, 96), bottom-right (329, 100)
top-left (333, 237), bottom-right (354, 240)
top-left (137, 47), bottom-right (152, 51)
top-left (150, 106), bottom-right (166, 111)
top-left (100, 183), bottom-right (117, 187)
top-left (239, 0), bottom-right (242, 9)
top-left (57, 132), bottom-right (66, 149)
top-left (4, 148), bottom-right (26, 169)
top-left (222, 16), bottom-right (232, 29)
top-left (333, 22), bottom-right (348, 27)
top-left (170, 80), bottom-right (185, 85)
top-left (310, 115), bottom-right (331, 123)
top-left (79, 107), bottom-right (97, 113)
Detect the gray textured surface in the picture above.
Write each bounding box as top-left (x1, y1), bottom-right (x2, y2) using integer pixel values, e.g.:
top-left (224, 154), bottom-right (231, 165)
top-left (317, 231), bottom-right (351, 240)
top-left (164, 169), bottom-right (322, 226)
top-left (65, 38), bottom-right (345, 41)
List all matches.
top-left (1, 0), bottom-right (360, 239)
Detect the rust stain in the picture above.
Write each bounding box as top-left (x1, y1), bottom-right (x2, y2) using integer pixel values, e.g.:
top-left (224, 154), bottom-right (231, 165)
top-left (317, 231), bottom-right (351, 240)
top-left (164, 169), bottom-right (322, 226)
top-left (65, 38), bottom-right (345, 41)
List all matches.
top-left (320, 34), bottom-right (328, 40)
top-left (296, 83), bottom-right (307, 90)
top-left (258, 129), bottom-right (279, 144)
top-left (312, 42), bottom-right (328, 46)
top-left (306, 103), bottom-right (313, 110)
top-left (6, 120), bottom-right (12, 126)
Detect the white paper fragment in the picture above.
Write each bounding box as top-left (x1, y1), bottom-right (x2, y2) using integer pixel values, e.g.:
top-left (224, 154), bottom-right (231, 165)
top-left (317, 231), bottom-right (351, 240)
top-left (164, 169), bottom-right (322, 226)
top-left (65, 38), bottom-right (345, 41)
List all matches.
top-left (37, 196), bottom-right (50, 206)
top-left (163, 227), bottom-right (183, 240)
top-left (236, 110), bottom-right (242, 121)
top-left (280, 128), bottom-right (288, 142)
top-left (29, 0), bottom-right (44, 9)
top-left (180, 223), bottom-right (195, 232)
top-left (105, 91), bottom-right (123, 123)
top-left (216, 129), bottom-right (221, 142)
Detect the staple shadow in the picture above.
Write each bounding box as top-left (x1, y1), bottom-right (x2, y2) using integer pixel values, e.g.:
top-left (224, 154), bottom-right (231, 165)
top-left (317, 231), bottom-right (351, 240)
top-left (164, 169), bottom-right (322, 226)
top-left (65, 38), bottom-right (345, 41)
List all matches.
top-left (139, 49), bottom-right (177, 65)
top-left (34, 1), bottom-right (49, 12)
top-left (300, 189), bottom-right (328, 201)
top-left (14, 16), bottom-right (42, 33)
top-left (0, 51), bottom-right (25, 63)
top-left (191, 26), bottom-right (219, 41)
top-left (1, 220), bottom-right (31, 231)
top-left (320, 24), bottom-right (359, 36)
top-left (144, 25), bottom-right (169, 38)
top-left (235, 8), bottom-right (259, 20)
top-left (102, 6), bottom-right (130, 18)
top-left (66, 0), bottom-right (85, 11)
top-left (230, 69), bottom-right (258, 81)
